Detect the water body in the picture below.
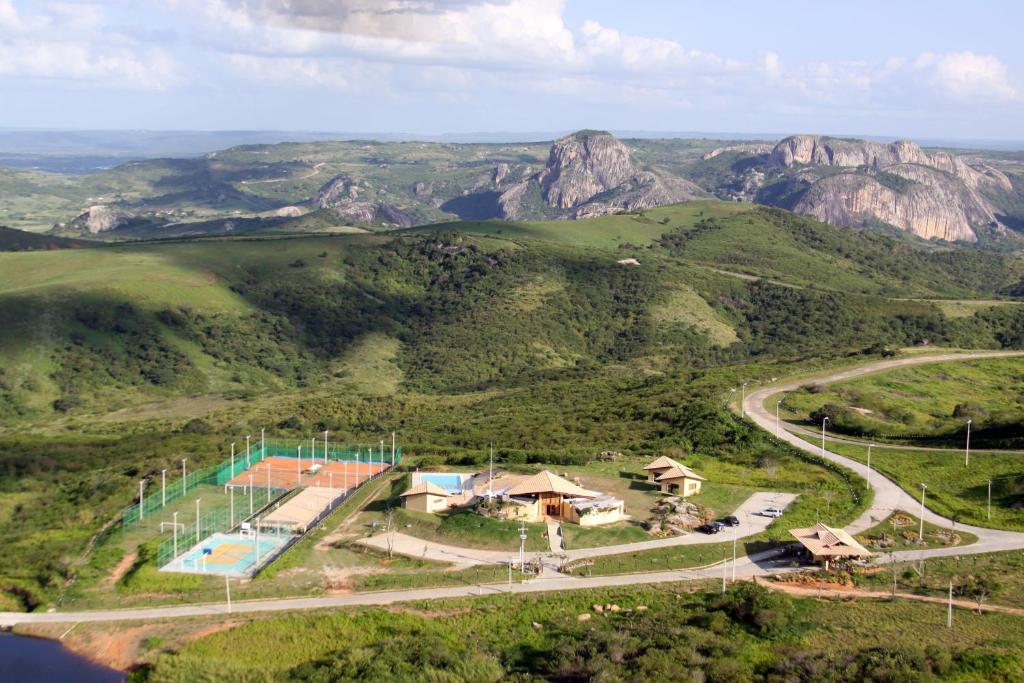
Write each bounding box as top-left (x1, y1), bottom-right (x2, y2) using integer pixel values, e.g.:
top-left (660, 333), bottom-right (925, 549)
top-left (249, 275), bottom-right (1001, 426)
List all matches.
top-left (0, 632), bottom-right (125, 683)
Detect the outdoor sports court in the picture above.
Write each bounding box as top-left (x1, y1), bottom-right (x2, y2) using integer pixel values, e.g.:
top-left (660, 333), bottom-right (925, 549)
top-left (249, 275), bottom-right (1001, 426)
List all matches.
top-left (160, 532), bottom-right (293, 578)
top-left (225, 456), bottom-right (390, 492)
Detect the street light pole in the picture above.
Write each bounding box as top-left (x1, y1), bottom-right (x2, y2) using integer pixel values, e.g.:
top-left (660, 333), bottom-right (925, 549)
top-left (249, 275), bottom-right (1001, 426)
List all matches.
top-left (821, 417), bottom-right (830, 456)
top-left (919, 484), bottom-right (928, 543)
top-left (965, 419), bottom-right (972, 467)
top-left (867, 444), bottom-right (873, 475)
top-left (161, 469), bottom-right (167, 507)
top-left (988, 479), bottom-right (992, 521)
top-left (139, 480), bottom-right (145, 521)
top-left (741, 383), bottom-right (748, 416)
top-left (230, 442), bottom-right (236, 478)
top-left (181, 458), bottom-right (188, 494)
top-left (775, 400), bottom-right (781, 437)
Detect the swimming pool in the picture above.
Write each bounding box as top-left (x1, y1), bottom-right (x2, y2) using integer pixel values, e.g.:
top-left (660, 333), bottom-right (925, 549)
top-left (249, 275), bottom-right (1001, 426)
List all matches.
top-left (161, 532), bottom-right (294, 577)
top-left (415, 473), bottom-right (468, 493)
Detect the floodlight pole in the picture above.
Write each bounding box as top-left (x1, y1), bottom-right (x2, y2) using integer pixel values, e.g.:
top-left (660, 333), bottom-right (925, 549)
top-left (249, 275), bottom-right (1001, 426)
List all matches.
top-left (392, 431), bottom-right (396, 466)
top-left (261, 428), bottom-right (265, 460)
top-left (311, 437), bottom-right (316, 466)
top-left (324, 430), bottom-right (329, 464)
top-left (195, 498), bottom-right (201, 546)
top-left (381, 440), bottom-right (385, 471)
top-left (246, 435), bottom-right (251, 467)
top-left (231, 442), bottom-right (236, 479)
top-left (139, 480), bottom-right (145, 521)
top-left (344, 460), bottom-right (349, 491)
top-left (182, 458), bottom-right (188, 494)
top-left (741, 382), bottom-right (747, 416)
top-left (919, 484), bottom-right (928, 543)
top-left (987, 479), bottom-right (992, 521)
top-left (297, 445), bottom-right (302, 480)
top-left (965, 419), bottom-right (972, 467)
top-left (230, 485), bottom-right (235, 526)
top-left (161, 469), bottom-right (167, 507)
top-left (172, 511), bottom-right (178, 558)
top-left (821, 417), bottom-right (829, 456)
top-left (249, 474), bottom-right (254, 515)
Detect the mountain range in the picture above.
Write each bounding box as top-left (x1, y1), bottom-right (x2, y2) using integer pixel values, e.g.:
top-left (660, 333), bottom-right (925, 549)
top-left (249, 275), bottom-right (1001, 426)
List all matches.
top-left (2, 130), bottom-right (1023, 248)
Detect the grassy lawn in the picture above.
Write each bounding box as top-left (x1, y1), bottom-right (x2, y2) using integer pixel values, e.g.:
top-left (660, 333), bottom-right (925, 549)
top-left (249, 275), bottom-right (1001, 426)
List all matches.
top-left (851, 550), bottom-right (1024, 609)
top-left (855, 512), bottom-right (978, 552)
top-left (778, 356), bottom-right (1024, 447)
top-left (572, 538), bottom-right (744, 576)
top-left (827, 441), bottom-right (1024, 531)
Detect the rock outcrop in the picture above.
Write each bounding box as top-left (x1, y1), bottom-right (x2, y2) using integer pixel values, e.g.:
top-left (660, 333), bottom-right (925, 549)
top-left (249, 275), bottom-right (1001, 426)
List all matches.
top-left (73, 205), bottom-right (130, 234)
top-left (316, 174), bottom-right (416, 227)
top-left (769, 135), bottom-right (1010, 242)
top-left (497, 130), bottom-right (703, 220)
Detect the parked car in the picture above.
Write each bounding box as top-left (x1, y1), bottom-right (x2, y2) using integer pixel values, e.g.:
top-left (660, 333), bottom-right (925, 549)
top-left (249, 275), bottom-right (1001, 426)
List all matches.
top-left (758, 507), bottom-right (784, 518)
top-left (721, 515), bottom-right (740, 527)
top-left (697, 523), bottom-right (722, 534)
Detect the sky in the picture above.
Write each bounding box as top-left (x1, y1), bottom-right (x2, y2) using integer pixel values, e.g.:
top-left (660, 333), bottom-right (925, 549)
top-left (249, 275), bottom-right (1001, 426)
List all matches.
top-left (1, 0), bottom-right (1022, 140)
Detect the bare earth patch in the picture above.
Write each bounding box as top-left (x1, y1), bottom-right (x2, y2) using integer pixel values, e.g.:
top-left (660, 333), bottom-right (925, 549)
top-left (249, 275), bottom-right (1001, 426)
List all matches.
top-left (103, 552), bottom-right (137, 588)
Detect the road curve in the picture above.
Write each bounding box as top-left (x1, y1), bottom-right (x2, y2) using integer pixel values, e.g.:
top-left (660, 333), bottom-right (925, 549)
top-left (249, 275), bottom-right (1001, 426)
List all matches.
top-left (3, 351), bottom-right (1022, 627)
top-left (743, 350), bottom-right (1024, 549)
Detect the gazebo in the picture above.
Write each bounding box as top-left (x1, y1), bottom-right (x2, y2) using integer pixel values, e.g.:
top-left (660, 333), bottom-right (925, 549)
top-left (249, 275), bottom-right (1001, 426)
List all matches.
top-left (789, 522), bottom-right (873, 570)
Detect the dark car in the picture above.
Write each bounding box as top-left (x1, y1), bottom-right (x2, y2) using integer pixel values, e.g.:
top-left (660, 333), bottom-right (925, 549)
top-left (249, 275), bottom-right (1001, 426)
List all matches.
top-left (721, 515), bottom-right (740, 527)
top-left (697, 523), bottom-right (722, 534)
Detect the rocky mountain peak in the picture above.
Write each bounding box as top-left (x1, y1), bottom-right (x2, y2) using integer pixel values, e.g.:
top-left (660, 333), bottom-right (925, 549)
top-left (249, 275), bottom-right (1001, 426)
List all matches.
top-left (538, 130), bottom-right (638, 209)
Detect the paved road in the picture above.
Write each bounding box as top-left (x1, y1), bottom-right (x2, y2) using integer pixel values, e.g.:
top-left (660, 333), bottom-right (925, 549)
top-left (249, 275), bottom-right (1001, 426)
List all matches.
top-left (743, 351), bottom-right (1024, 548)
top-left (4, 351), bottom-right (1022, 628)
top-left (358, 492), bottom-right (797, 566)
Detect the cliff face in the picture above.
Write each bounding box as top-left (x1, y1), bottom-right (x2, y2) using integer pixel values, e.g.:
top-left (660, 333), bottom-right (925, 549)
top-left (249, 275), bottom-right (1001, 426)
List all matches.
top-left (769, 135), bottom-right (1010, 242)
top-left (498, 131), bottom-right (703, 220)
top-left (72, 205), bottom-right (130, 234)
top-left (316, 174), bottom-right (416, 228)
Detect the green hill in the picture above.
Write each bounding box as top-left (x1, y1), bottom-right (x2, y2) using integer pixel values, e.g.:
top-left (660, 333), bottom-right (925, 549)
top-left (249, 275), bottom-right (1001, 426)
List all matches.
top-left (0, 225), bottom-right (92, 251)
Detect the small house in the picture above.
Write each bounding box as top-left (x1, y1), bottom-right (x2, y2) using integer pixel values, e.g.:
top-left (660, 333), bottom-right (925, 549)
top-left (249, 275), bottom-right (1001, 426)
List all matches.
top-left (789, 523), bottom-right (873, 570)
top-left (400, 482), bottom-right (452, 513)
top-left (644, 457), bottom-right (705, 496)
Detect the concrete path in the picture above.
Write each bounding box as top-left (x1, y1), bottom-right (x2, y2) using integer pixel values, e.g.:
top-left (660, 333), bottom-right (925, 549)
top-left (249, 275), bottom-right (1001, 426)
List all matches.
top-left (547, 520), bottom-right (563, 554)
top-left (743, 351), bottom-right (1024, 550)
top-left (564, 492), bottom-right (797, 561)
top-left (358, 491), bottom-right (797, 567)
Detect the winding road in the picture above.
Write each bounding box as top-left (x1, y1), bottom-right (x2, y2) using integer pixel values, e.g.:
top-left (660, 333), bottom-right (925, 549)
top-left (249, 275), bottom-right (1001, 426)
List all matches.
top-left (3, 351), bottom-right (1023, 627)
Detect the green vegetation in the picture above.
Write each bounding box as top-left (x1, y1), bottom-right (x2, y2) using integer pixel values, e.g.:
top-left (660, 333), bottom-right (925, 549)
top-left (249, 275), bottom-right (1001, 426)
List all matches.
top-left (856, 513), bottom-right (978, 552)
top-left (827, 441), bottom-right (1024, 531)
top-left (781, 356), bottom-right (1024, 448)
top-left (131, 582), bottom-right (1024, 681)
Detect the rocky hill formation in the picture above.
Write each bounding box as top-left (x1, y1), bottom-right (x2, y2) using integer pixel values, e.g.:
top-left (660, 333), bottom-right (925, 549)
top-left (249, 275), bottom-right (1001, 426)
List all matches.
top-left (759, 135), bottom-right (1015, 242)
top-left (497, 130), bottom-right (704, 220)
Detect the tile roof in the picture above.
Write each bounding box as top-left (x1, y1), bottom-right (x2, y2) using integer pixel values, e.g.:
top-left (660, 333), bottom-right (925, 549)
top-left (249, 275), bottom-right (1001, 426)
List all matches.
top-left (506, 470), bottom-right (597, 498)
top-left (400, 482), bottom-right (451, 498)
top-left (654, 464), bottom-right (706, 482)
top-left (789, 523), bottom-right (872, 558)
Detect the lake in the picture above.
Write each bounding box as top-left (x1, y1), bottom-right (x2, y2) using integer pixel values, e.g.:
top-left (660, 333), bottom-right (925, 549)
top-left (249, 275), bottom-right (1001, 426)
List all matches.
top-left (0, 632), bottom-right (124, 682)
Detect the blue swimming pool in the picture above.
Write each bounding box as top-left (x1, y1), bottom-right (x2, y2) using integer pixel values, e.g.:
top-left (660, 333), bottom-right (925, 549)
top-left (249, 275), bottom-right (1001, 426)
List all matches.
top-left (417, 473), bottom-right (466, 493)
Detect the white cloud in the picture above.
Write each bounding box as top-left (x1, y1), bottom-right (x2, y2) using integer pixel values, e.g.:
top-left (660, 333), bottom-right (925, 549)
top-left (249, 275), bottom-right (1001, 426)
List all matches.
top-left (0, 2), bottom-right (180, 89)
top-left (929, 51), bottom-right (1018, 102)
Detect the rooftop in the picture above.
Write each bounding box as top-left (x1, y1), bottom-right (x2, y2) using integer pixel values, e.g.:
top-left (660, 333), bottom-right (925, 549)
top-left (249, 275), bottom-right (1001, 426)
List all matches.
top-left (790, 523), bottom-right (873, 558)
top-left (400, 482), bottom-right (451, 498)
top-left (506, 470), bottom-right (599, 498)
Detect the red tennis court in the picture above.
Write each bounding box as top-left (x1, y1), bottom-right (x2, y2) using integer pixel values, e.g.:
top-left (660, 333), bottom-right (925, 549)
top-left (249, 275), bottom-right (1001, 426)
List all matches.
top-left (225, 456), bottom-right (390, 492)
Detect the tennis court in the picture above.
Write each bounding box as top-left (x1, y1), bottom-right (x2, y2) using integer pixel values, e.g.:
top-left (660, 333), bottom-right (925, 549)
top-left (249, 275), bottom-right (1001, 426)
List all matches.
top-left (225, 456), bottom-right (390, 492)
top-left (161, 532), bottom-right (293, 578)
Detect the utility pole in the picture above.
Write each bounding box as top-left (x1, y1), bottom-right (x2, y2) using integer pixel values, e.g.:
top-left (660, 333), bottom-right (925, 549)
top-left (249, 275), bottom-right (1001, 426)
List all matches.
top-left (965, 419), bottom-right (972, 467)
top-left (231, 442), bottom-right (236, 478)
top-left (867, 444), bottom-right (873, 476)
top-left (519, 521), bottom-right (527, 574)
top-left (919, 484), bottom-right (928, 543)
top-left (821, 416), bottom-right (830, 456)
top-left (246, 435), bottom-right (251, 467)
top-left (161, 469), bottom-right (167, 507)
top-left (947, 581), bottom-right (953, 628)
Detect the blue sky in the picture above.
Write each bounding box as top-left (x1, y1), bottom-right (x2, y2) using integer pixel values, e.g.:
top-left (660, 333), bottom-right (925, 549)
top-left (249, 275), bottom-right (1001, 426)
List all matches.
top-left (1, 0), bottom-right (1021, 139)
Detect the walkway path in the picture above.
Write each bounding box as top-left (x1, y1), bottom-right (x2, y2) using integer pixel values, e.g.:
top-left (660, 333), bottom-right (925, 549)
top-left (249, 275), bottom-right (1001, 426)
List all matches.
top-left (547, 521), bottom-right (563, 554)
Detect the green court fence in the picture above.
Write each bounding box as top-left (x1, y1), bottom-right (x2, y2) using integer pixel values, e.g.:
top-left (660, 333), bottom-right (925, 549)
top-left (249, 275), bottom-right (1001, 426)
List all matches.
top-left (122, 438), bottom-right (403, 529)
top-left (154, 485), bottom-right (287, 566)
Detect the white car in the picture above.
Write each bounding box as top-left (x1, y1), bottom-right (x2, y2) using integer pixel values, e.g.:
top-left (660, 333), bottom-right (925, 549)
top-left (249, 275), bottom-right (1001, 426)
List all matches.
top-left (759, 507), bottom-right (784, 518)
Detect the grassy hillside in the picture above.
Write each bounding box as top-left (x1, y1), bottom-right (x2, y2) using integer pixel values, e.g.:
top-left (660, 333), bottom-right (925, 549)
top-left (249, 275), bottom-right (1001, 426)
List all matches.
top-left (0, 226), bottom-right (92, 251)
top-left (1, 202), bottom-right (1023, 609)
